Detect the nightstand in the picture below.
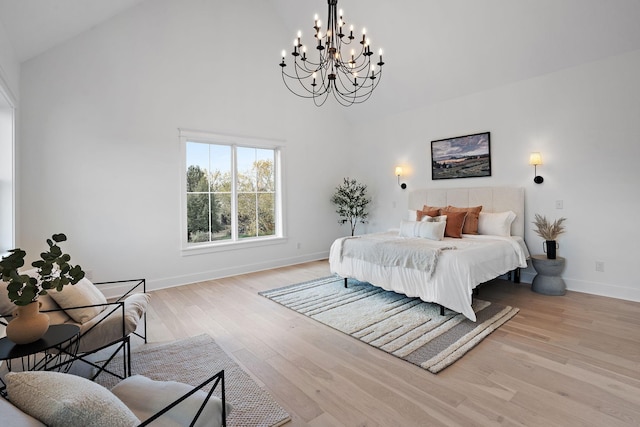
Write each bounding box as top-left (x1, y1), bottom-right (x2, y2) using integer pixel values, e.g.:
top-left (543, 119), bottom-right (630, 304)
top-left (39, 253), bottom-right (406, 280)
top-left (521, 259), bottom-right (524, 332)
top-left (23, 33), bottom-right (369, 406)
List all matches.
top-left (530, 255), bottom-right (566, 295)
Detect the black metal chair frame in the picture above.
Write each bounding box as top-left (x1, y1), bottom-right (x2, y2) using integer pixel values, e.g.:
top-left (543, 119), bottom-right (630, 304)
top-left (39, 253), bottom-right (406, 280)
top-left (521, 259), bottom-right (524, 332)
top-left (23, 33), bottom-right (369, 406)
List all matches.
top-left (1, 278), bottom-right (147, 381)
top-left (137, 370), bottom-right (226, 427)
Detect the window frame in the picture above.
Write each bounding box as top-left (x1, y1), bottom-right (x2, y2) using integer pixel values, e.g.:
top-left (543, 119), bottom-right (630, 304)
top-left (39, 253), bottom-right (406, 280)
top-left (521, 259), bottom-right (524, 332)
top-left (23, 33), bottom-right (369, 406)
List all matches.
top-left (179, 129), bottom-right (286, 255)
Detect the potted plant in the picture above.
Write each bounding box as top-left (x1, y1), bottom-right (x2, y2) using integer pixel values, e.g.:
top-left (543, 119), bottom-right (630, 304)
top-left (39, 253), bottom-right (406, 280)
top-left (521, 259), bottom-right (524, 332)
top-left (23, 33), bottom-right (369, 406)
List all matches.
top-left (0, 233), bottom-right (85, 344)
top-left (532, 214), bottom-right (567, 259)
top-left (330, 177), bottom-right (371, 236)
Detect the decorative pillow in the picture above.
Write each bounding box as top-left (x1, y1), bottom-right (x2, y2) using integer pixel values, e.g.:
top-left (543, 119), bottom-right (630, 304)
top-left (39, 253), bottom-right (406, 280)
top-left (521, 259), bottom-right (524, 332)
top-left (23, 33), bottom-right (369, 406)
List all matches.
top-left (422, 215), bottom-right (447, 223)
top-left (48, 278), bottom-right (107, 324)
top-left (443, 210), bottom-right (467, 238)
top-left (416, 209), bottom-right (441, 221)
top-left (399, 220), bottom-right (421, 238)
top-left (399, 220), bottom-right (445, 241)
top-left (112, 375), bottom-right (231, 427)
top-left (478, 211), bottom-right (517, 236)
top-left (5, 371), bottom-right (140, 427)
top-left (416, 221), bottom-right (446, 241)
top-left (443, 206), bottom-right (483, 234)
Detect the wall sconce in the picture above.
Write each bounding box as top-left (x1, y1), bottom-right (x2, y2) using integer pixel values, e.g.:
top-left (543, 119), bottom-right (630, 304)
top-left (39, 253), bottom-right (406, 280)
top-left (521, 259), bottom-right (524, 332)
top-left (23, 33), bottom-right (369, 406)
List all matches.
top-left (529, 152), bottom-right (544, 184)
top-left (395, 166), bottom-right (407, 189)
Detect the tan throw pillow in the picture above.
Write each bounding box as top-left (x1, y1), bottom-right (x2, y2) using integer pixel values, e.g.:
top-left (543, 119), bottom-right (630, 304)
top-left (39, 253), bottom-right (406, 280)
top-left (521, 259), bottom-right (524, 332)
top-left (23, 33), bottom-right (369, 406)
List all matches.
top-left (443, 205), bottom-right (483, 234)
top-left (416, 208), bottom-right (441, 221)
top-left (443, 210), bottom-right (468, 238)
top-left (48, 278), bottom-right (107, 324)
top-left (5, 371), bottom-right (140, 427)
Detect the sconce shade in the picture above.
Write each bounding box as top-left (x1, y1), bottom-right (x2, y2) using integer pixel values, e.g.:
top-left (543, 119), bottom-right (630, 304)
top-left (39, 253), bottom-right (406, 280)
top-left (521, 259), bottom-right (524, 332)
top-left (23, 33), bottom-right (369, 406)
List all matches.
top-left (529, 152), bottom-right (543, 166)
top-left (529, 152), bottom-right (544, 184)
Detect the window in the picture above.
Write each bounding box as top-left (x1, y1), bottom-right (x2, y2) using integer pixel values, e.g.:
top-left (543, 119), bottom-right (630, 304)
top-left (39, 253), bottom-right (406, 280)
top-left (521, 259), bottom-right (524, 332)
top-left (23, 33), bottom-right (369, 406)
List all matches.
top-left (180, 130), bottom-right (283, 251)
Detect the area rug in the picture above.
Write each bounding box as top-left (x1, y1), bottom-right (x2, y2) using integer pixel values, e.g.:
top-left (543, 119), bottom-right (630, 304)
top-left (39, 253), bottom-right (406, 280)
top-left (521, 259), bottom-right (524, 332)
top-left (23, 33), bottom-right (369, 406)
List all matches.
top-left (260, 276), bottom-right (519, 373)
top-left (95, 334), bottom-right (291, 427)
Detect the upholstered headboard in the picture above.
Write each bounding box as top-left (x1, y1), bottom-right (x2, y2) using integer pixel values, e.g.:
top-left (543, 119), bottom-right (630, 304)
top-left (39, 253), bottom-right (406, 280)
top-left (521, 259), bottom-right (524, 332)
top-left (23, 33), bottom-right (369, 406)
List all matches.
top-left (408, 187), bottom-right (526, 238)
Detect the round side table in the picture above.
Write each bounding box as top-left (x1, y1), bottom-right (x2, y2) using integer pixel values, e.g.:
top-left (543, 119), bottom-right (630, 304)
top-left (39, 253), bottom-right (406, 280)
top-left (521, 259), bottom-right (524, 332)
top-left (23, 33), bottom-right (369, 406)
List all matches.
top-left (531, 255), bottom-right (566, 295)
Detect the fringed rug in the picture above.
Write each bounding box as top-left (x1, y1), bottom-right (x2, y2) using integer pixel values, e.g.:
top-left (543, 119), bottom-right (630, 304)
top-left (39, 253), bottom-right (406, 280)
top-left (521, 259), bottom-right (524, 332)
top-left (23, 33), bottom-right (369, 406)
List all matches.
top-left (95, 334), bottom-right (290, 427)
top-left (260, 276), bottom-right (518, 373)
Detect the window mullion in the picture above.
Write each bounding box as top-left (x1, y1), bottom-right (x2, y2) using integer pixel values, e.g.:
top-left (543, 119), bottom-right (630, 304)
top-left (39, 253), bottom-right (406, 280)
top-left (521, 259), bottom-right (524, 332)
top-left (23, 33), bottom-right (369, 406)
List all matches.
top-left (230, 145), bottom-right (238, 242)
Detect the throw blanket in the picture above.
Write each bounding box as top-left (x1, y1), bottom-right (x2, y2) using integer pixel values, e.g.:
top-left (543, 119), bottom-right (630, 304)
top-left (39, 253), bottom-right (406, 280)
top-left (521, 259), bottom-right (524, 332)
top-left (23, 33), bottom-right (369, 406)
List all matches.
top-left (339, 233), bottom-right (455, 277)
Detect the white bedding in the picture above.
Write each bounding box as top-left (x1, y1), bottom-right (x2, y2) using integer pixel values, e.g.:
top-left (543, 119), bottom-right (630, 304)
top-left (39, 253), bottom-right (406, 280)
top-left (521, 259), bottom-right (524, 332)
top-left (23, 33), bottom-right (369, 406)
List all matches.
top-left (329, 231), bottom-right (529, 321)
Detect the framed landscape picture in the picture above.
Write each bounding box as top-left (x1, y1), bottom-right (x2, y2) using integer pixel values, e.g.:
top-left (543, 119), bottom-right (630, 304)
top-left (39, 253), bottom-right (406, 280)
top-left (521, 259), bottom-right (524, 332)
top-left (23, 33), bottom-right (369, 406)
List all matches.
top-left (431, 132), bottom-right (491, 180)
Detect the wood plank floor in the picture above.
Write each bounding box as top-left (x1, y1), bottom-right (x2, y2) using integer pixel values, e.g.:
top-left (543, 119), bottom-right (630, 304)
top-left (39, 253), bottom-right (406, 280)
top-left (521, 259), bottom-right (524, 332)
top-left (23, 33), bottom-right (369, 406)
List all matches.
top-left (146, 260), bottom-right (640, 426)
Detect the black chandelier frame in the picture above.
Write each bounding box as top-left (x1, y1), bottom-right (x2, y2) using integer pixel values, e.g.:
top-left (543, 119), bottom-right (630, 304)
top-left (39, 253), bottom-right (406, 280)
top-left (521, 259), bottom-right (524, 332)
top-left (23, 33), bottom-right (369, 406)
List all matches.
top-left (279, 0), bottom-right (385, 107)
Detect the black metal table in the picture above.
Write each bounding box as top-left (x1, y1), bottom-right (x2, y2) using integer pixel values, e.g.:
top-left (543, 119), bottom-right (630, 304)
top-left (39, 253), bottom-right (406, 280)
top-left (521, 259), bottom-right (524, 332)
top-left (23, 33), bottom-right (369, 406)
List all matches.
top-left (0, 324), bottom-right (80, 382)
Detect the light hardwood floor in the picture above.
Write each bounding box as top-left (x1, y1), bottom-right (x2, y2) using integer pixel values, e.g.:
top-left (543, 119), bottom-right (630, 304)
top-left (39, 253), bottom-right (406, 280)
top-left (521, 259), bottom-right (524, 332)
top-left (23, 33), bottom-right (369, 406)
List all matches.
top-left (146, 260), bottom-right (640, 426)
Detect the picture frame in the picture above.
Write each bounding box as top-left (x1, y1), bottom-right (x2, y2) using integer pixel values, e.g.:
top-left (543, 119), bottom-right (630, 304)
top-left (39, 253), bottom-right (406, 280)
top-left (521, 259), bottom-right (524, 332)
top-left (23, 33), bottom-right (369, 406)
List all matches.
top-left (431, 132), bottom-right (491, 180)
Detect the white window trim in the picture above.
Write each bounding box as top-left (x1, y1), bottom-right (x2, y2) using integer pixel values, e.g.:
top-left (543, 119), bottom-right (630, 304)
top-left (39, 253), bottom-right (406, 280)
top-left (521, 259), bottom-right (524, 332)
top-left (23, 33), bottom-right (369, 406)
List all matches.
top-left (179, 128), bottom-right (286, 255)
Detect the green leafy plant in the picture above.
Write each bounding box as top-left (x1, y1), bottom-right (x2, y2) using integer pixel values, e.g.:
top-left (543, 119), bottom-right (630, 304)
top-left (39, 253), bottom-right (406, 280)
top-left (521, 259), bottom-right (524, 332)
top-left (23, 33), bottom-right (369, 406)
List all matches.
top-left (330, 177), bottom-right (371, 236)
top-left (0, 233), bottom-right (85, 306)
top-left (532, 214), bottom-right (567, 240)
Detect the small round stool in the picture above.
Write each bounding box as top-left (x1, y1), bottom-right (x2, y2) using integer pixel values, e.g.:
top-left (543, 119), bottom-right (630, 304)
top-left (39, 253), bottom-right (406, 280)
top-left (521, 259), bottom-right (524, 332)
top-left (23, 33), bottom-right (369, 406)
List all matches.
top-left (531, 255), bottom-right (566, 295)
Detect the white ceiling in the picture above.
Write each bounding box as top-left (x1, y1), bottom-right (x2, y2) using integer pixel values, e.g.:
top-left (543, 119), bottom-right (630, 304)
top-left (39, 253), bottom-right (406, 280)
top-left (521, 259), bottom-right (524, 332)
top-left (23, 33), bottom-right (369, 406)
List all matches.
top-left (2, 0), bottom-right (640, 116)
top-left (0, 0), bottom-right (146, 62)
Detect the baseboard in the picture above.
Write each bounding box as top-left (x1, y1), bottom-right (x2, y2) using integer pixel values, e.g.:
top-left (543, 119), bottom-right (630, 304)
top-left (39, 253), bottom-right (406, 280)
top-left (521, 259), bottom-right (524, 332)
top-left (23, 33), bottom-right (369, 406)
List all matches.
top-left (515, 269), bottom-right (640, 303)
top-left (147, 251), bottom-right (330, 292)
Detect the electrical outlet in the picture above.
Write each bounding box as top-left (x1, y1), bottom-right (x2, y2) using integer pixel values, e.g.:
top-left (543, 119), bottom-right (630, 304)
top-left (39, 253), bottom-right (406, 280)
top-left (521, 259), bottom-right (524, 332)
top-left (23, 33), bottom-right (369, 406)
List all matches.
top-left (595, 261), bottom-right (605, 272)
top-left (556, 200), bottom-right (563, 209)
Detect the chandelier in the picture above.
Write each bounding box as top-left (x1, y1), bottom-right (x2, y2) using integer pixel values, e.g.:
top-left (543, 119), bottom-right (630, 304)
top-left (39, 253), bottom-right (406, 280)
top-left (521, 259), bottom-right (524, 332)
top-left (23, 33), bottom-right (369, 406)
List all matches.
top-left (279, 0), bottom-right (385, 107)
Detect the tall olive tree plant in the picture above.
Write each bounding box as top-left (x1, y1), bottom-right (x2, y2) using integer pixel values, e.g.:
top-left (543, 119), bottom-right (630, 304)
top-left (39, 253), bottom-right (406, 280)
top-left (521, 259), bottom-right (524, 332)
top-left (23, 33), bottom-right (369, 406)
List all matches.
top-left (331, 177), bottom-right (371, 236)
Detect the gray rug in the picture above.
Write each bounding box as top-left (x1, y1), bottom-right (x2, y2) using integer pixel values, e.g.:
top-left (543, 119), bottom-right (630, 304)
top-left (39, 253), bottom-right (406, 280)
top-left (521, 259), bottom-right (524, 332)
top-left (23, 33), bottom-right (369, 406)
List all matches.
top-left (260, 276), bottom-right (519, 373)
top-left (95, 334), bottom-right (290, 427)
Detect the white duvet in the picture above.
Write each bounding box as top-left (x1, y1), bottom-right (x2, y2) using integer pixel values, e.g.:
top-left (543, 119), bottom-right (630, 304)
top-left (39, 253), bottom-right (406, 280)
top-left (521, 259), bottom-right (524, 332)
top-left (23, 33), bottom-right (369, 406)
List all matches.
top-left (329, 231), bottom-right (529, 321)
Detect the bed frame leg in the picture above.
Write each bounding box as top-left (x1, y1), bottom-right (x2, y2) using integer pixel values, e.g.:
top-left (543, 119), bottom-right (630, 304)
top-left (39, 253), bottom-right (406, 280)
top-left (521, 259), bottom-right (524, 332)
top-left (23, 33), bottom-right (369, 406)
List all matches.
top-left (439, 305), bottom-right (444, 316)
top-left (344, 278), bottom-right (348, 288)
top-left (514, 268), bottom-right (521, 283)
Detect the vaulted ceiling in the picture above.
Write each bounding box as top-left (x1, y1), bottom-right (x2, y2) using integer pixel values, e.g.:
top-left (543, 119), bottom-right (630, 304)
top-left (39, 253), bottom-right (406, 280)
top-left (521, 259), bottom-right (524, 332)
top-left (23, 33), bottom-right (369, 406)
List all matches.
top-left (2, 0), bottom-right (640, 117)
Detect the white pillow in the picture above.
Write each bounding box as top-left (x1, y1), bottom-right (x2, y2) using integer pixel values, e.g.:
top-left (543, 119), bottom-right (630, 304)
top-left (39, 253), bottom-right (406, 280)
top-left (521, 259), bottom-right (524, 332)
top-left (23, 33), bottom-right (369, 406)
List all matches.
top-left (48, 277), bottom-right (107, 324)
top-left (112, 375), bottom-right (231, 427)
top-left (5, 371), bottom-right (140, 427)
top-left (407, 209), bottom-right (419, 221)
top-left (478, 211), bottom-right (516, 236)
top-left (399, 220), bottom-right (421, 237)
top-left (416, 221), bottom-right (446, 241)
top-left (421, 214), bottom-right (447, 223)
top-left (398, 220), bottom-right (445, 241)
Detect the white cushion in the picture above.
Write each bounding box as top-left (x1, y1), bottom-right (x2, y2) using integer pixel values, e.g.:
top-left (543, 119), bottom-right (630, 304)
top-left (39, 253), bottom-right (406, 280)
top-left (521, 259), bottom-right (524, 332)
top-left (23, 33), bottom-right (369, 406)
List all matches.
top-left (399, 220), bottom-right (421, 237)
top-left (0, 393), bottom-right (45, 427)
top-left (416, 221), bottom-right (446, 240)
top-left (48, 278), bottom-right (107, 324)
top-left (398, 220), bottom-right (446, 241)
top-left (421, 214), bottom-right (447, 223)
top-left (77, 293), bottom-right (150, 353)
top-left (5, 371), bottom-right (140, 427)
top-left (112, 375), bottom-right (231, 427)
top-left (478, 211), bottom-right (516, 236)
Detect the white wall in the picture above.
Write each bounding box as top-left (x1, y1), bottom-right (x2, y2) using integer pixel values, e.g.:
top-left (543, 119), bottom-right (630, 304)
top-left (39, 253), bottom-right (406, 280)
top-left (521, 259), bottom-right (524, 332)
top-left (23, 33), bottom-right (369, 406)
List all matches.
top-left (349, 49), bottom-right (640, 302)
top-left (18, 0), bottom-right (352, 288)
top-left (16, 1), bottom-right (640, 304)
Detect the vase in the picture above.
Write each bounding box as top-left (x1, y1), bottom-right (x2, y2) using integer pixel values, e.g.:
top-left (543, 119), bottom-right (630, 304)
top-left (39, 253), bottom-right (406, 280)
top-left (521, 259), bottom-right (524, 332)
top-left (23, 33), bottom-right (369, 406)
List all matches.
top-left (5, 301), bottom-right (50, 345)
top-left (543, 240), bottom-right (558, 259)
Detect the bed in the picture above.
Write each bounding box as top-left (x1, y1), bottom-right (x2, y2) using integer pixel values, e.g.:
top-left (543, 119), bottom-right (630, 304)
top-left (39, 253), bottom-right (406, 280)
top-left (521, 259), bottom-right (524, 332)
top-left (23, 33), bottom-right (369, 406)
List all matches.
top-left (329, 187), bottom-right (530, 321)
